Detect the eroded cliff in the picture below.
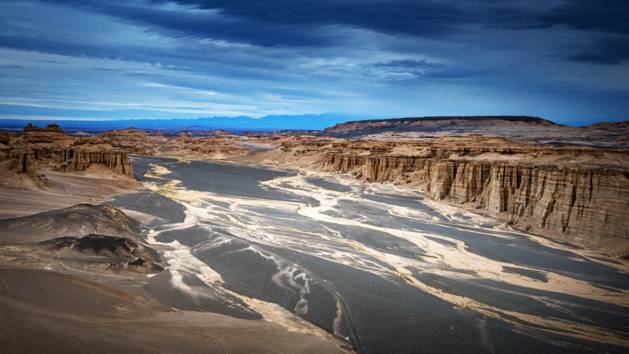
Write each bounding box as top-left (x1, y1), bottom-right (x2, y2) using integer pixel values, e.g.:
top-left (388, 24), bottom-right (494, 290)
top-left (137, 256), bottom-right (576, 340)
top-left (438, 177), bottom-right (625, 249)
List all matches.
top-left (0, 124), bottom-right (133, 187)
top-left (281, 137), bottom-right (629, 255)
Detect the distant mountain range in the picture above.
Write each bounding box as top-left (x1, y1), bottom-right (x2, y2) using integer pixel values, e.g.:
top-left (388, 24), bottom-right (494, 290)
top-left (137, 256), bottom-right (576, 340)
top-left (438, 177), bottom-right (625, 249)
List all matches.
top-left (0, 114), bottom-right (371, 132)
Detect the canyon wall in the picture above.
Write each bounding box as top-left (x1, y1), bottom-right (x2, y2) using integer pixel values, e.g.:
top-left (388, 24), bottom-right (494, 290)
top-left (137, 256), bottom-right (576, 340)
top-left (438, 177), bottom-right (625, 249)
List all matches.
top-left (282, 138), bottom-right (629, 254)
top-left (321, 154), bottom-right (628, 249)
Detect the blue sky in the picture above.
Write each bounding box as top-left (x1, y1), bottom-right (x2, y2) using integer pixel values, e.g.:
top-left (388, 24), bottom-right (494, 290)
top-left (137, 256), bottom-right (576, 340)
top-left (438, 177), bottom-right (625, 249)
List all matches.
top-left (0, 0), bottom-right (628, 126)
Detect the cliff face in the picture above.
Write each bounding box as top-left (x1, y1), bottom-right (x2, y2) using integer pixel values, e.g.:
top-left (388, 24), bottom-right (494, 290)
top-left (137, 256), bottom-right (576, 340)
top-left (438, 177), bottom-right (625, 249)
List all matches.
top-left (3, 149), bottom-right (42, 182)
top-left (2, 148), bottom-right (133, 181)
top-left (285, 137), bottom-right (629, 254)
top-left (0, 125), bottom-right (133, 186)
top-left (60, 149), bottom-right (132, 176)
top-left (322, 154), bottom-right (628, 248)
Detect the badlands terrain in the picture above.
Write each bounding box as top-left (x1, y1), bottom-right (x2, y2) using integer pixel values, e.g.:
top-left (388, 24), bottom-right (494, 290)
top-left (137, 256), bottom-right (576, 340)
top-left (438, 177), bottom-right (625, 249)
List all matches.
top-left (1, 116), bottom-right (628, 354)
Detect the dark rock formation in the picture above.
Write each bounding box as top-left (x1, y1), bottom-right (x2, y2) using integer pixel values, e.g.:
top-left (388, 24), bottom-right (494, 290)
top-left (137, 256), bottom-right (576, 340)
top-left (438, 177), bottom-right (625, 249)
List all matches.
top-left (40, 234), bottom-right (163, 273)
top-left (0, 204), bottom-right (143, 243)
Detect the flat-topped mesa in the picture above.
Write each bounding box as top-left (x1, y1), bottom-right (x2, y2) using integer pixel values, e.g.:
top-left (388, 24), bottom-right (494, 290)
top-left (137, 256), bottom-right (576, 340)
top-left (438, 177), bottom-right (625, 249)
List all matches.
top-left (324, 116), bottom-right (556, 134)
top-left (283, 137), bottom-right (629, 256)
top-left (323, 117), bottom-right (629, 148)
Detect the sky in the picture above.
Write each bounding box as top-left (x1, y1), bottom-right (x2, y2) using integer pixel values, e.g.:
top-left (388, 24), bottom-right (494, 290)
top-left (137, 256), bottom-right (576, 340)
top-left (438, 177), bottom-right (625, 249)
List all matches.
top-left (0, 0), bottom-right (628, 126)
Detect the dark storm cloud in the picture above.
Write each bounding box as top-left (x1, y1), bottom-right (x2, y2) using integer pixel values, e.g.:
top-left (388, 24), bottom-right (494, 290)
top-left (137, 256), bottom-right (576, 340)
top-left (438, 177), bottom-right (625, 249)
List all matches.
top-left (37, 0), bottom-right (537, 46)
top-left (569, 37), bottom-right (629, 65)
top-left (540, 0), bottom-right (629, 34)
top-left (1, 0), bottom-right (628, 123)
top-left (525, 0), bottom-right (629, 64)
top-left (162, 0), bottom-right (476, 37)
top-left (30, 0), bottom-right (629, 65)
top-left (39, 0), bottom-right (340, 47)
top-left (159, 0), bottom-right (629, 41)
top-left (37, 0), bottom-right (629, 66)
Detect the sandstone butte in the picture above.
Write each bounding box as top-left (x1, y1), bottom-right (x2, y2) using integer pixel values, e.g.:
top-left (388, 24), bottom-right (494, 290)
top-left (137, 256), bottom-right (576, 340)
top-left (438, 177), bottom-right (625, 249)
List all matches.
top-left (0, 124), bottom-right (133, 186)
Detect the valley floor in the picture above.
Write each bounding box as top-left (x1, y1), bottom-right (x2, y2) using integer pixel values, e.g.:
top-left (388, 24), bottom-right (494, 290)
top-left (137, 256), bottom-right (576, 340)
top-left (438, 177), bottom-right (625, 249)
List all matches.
top-left (1, 155), bottom-right (628, 354)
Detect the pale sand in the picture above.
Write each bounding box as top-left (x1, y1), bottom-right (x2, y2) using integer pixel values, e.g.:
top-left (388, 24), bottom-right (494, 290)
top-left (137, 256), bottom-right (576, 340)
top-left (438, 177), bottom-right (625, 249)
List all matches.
top-left (0, 166), bottom-right (352, 353)
top-left (0, 169), bottom-right (140, 219)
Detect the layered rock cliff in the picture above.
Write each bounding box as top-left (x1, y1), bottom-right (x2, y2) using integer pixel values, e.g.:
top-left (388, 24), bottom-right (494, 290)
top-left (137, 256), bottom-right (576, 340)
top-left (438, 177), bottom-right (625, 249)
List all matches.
top-left (0, 125), bottom-right (133, 186)
top-left (57, 149), bottom-right (132, 176)
top-left (2, 149), bottom-right (41, 182)
top-left (282, 137), bottom-right (629, 255)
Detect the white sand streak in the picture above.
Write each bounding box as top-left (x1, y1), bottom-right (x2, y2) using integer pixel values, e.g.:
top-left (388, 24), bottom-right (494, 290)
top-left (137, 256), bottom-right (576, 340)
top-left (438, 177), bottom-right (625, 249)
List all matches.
top-left (142, 171), bottom-right (343, 343)
top-left (144, 161), bottom-right (629, 347)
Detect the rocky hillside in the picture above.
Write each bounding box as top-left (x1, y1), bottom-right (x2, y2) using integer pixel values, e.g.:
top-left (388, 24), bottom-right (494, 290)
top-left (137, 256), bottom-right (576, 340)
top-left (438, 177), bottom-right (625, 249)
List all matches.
top-left (0, 204), bottom-right (162, 273)
top-left (280, 137), bottom-right (629, 255)
top-left (323, 116), bottom-right (629, 147)
top-left (0, 124), bottom-right (133, 187)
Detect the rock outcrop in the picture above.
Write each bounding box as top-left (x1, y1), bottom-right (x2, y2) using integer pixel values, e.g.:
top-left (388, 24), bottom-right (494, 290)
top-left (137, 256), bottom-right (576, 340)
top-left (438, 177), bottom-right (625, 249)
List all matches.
top-left (59, 149), bottom-right (132, 176)
top-left (281, 137), bottom-right (629, 255)
top-left (0, 204), bottom-right (143, 243)
top-left (4, 149), bottom-right (41, 180)
top-left (0, 124), bottom-right (133, 186)
top-left (22, 123), bottom-right (70, 143)
top-left (98, 129), bottom-right (247, 159)
top-left (40, 234), bottom-right (163, 273)
top-left (99, 128), bottom-right (164, 155)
